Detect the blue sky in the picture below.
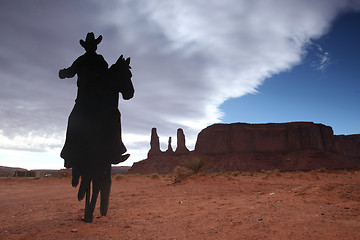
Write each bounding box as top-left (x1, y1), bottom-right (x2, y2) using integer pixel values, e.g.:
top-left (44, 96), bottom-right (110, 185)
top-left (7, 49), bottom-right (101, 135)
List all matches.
top-left (221, 12), bottom-right (360, 135)
top-left (0, 1), bottom-right (359, 170)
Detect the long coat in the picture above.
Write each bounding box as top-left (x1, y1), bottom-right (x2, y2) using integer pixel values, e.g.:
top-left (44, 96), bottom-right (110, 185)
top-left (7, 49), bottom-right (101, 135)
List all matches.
top-left (60, 52), bottom-right (127, 170)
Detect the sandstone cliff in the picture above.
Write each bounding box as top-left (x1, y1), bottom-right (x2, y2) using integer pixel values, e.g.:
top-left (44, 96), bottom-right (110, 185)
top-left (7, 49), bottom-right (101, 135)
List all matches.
top-left (175, 128), bottom-right (190, 154)
top-left (147, 128), bottom-right (162, 157)
top-left (195, 122), bottom-right (336, 154)
top-left (129, 122), bottom-right (360, 174)
top-left (334, 134), bottom-right (360, 158)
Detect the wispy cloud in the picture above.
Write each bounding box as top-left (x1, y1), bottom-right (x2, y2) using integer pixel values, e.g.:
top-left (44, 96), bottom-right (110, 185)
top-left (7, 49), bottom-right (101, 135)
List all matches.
top-left (313, 44), bottom-right (331, 71)
top-left (319, 52), bottom-right (330, 71)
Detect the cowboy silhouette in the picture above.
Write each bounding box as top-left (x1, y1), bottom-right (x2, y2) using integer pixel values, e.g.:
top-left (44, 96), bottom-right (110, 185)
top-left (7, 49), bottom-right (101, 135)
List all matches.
top-left (59, 32), bottom-right (134, 222)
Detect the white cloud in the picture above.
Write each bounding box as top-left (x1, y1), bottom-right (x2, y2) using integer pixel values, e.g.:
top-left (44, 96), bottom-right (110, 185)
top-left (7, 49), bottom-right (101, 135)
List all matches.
top-left (0, 130), bottom-right (62, 152)
top-left (0, 0), bottom-right (359, 168)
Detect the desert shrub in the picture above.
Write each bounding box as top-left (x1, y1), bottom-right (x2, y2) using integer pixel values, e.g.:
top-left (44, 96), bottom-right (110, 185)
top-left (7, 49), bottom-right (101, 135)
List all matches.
top-left (241, 172), bottom-right (253, 176)
top-left (183, 157), bottom-right (208, 174)
top-left (266, 169), bottom-right (281, 176)
top-left (233, 171), bottom-right (239, 177)
top-left (311, 168), bottom-right (327, 174)
top-left (149, 174), bottom-right (160, 179)
top-left (273, 169), bottom-right (281, 176)
top-left (259, 169), bottom-right (281, 176)
top-left (114, 174), bottom-right (124, 180)
top-left (223, 172), bottom-right (231, 176)
top-left (173, 166), bottom-right (193, 183)
top-left (172, 157), bottom-right (208, 183)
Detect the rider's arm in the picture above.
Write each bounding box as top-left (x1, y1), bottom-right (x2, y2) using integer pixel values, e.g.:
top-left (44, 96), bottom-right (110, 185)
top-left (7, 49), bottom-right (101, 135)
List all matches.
top-left (59, 58), bottom-right (79, 79)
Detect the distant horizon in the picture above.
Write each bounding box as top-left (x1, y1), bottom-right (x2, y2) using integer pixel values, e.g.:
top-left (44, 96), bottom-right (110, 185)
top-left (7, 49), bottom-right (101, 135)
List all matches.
top-left (1, 119), bottom-right (360, 171)
top-left (0, 165), bottom-right (132, 172)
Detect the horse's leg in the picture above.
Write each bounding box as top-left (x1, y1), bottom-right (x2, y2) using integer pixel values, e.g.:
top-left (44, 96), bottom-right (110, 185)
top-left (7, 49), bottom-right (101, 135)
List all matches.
top-left (100, 165), bottom-right (111, 216)
top-left (71, 166), bottom-right (80, 187)
top-left (100, 177), bottom-right (111, 216)
top-left (83, 181), bottom-right (93, 223)
top-left (88, 178), bottom-right (100, 217)
top-left (78, 175), bottom-right (91, 201)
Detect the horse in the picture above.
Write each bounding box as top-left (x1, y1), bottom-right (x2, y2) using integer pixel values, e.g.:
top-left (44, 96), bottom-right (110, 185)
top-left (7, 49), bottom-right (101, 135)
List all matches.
top-left (72, 55), bottom-right (134, 223)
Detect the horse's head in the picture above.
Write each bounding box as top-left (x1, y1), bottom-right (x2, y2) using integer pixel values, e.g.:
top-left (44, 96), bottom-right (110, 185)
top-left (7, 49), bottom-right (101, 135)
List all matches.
top-left (109, 55), bottom-right (134, 100)
top-left (116, 55), bottom-right (130, 67)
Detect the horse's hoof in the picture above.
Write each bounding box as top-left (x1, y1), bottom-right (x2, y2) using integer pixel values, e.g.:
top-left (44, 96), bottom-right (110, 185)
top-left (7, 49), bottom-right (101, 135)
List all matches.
top-left (83, 215), bottom-right (93, 223)
top-left (72, 175), bottom-right (79, 187)
top-left (100, 210), bottom-right (107, 217)
top-left (78, 188), bottom-right (86, 201)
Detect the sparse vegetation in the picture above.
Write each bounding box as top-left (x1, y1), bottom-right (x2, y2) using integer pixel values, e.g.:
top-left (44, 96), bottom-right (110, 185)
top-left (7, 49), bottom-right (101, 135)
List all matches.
top-left (183, 157), bottom-right (208, 174)
top-left (2, 169), bottom-right (360, 238)
top-left (173, 166), bottom-right (193, 183)
top-left (114, 174), bottom-right (125, 180)
top-left (149, 174), bottom-right (160, 179)
top-left (312, 168), bottom-right (327, 173)
top-left (258, 169), bottom-right (281, 176)
top-left (241, 172), bottom-right (253, 176)
top-left (172, 157), bottom-right (209, 183)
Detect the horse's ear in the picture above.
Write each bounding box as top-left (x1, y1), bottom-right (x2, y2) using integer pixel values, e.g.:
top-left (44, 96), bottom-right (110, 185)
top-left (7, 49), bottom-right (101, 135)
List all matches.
top-left (116, 55), bottom-right (124, 64)
top-left (126, 57), bottom-right (131, 65)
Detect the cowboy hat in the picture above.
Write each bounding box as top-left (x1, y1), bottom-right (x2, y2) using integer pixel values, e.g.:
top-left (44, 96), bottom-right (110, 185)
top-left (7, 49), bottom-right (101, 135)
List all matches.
top-left (79, 32), bottom-right (102, 49)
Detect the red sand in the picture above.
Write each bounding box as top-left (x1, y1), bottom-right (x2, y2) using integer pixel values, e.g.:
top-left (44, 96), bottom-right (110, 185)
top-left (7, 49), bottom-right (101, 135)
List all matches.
top-left (1, 170), bottom-right (359, 239)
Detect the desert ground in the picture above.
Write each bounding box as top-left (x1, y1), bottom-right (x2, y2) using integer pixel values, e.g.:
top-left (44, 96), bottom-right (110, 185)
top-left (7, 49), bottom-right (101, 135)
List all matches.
top-left (0, 170), bottom-right (359, 240)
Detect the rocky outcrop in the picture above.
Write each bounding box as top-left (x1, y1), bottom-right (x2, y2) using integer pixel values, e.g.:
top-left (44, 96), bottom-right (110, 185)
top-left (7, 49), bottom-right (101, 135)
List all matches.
top-left (147, 128), bottom-right (162, 157)
top-left (130, 122), bottom-right (360, 174)
top-left (334, 134), bottom-right (360, 158)
top-left (127, 155), bottom-right (185, 174)
top-left (195, 122), bottom-right (336, 154)
top-left (175, 128), bottom-right (190, 154)
top-left (165, 137), bottom-right (174, 154)
top-left (146, 127), bottom-right (189, 157)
